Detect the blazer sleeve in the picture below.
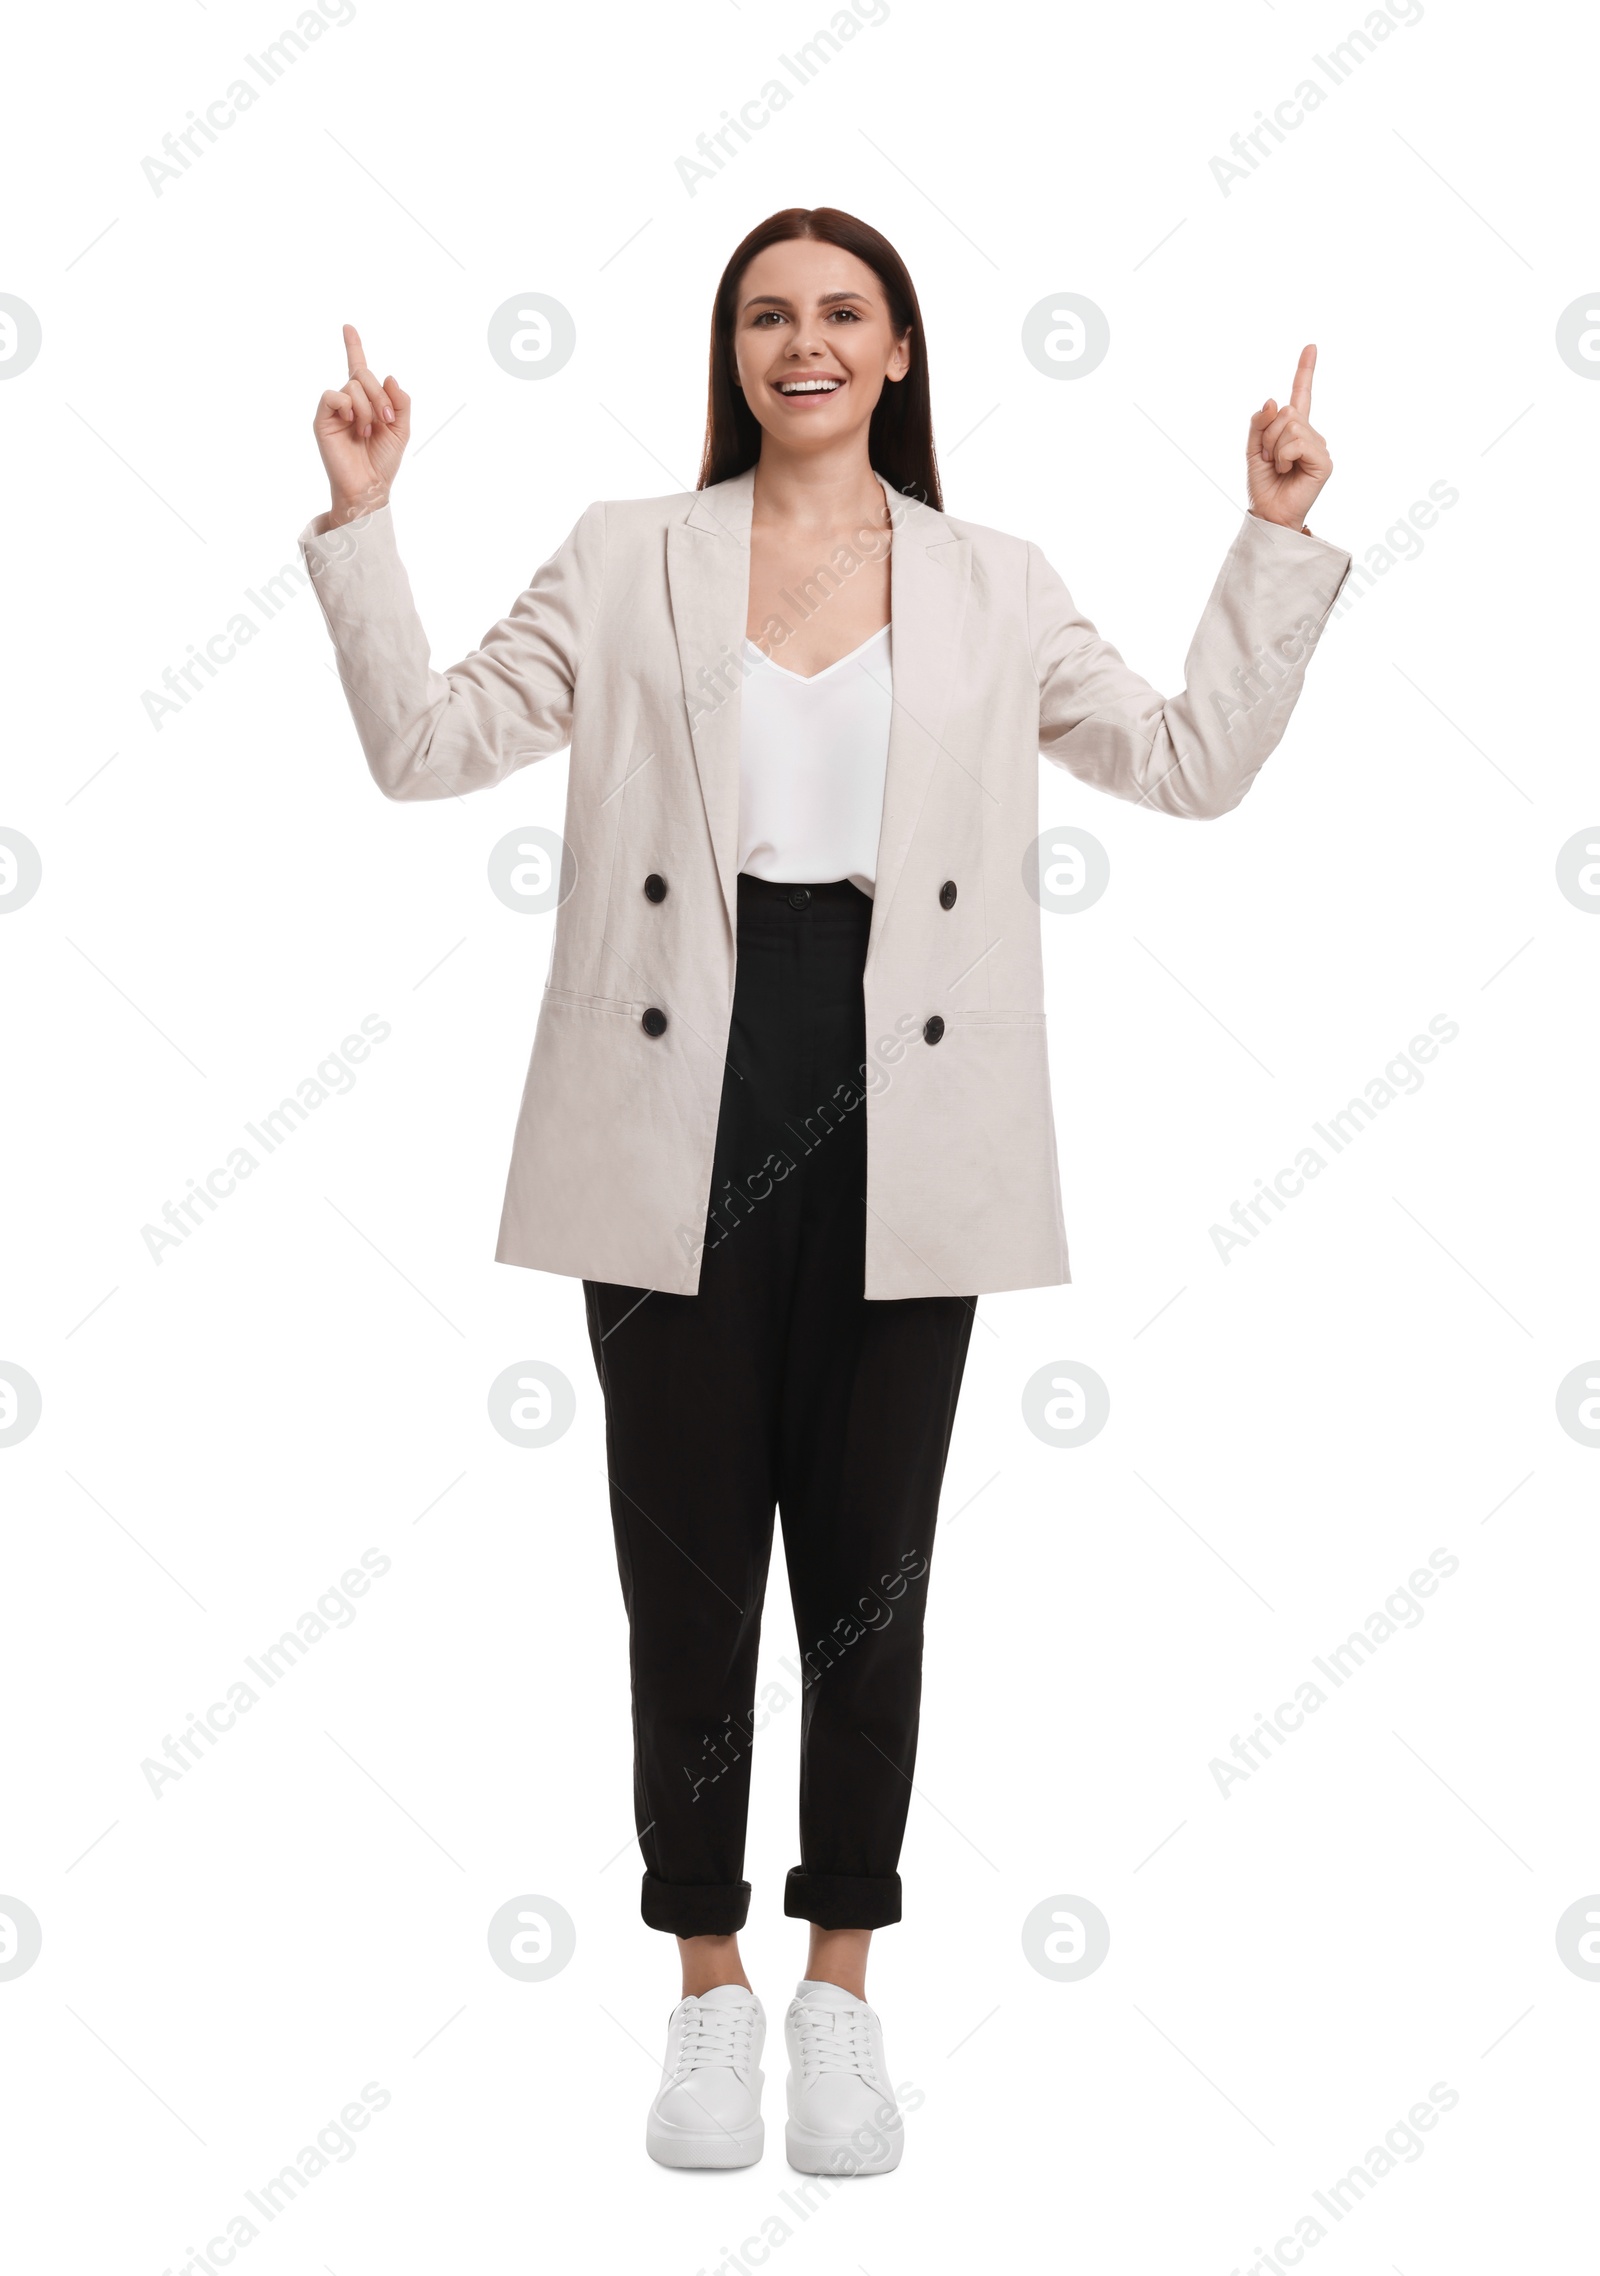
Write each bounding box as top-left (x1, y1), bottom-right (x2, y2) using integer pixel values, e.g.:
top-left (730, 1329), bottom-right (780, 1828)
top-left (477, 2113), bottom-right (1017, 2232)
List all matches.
top-left (1027, 510), bottom-right (1352, 819)
top-left (297, 499), bottom-right (606, 801)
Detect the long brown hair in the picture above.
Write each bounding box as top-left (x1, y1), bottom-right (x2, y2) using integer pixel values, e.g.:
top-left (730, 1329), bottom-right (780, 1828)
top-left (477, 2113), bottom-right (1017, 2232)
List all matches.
top-left (696, 207), bottom-right (942, 508)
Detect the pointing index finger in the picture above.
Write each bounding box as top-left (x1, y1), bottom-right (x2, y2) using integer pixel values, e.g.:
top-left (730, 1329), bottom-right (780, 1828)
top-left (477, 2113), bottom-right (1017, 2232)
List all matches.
top-left (1289, 342), bottom-right (1316, 417)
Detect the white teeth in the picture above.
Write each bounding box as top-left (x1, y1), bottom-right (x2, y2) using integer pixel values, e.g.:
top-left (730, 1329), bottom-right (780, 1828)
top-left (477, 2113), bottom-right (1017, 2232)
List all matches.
top-left (778, 379), bottom-right (841, 393)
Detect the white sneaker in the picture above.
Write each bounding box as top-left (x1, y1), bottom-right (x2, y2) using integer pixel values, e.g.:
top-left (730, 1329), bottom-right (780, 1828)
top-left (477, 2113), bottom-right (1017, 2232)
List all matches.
top-left (645, 1983), bottom-right (766, 2168)
top-left (783, 1980), bottom-right (903, 2175)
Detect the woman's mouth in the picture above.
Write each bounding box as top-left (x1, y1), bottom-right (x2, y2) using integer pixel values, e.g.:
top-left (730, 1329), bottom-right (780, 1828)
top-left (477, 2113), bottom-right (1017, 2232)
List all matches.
top-left (773, 376), bottom-right (844, 398)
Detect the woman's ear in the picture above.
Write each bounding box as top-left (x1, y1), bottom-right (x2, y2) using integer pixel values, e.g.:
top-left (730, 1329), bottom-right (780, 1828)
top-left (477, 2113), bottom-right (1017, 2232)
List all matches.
top-left (887, 330), bottom-right (913, 383)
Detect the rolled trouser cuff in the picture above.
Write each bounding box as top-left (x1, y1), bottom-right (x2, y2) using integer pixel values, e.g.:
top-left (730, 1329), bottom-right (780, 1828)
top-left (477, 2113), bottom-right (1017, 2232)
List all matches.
top-left (641, 1873), bottom-right (751, 1937)
top-left (783, 1868), bottom-right (902, 1929)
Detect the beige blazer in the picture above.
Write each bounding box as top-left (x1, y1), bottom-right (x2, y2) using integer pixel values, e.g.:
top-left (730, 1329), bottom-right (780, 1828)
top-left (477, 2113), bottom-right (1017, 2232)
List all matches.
top-left (299, 469), bottom-right (1350, 1299)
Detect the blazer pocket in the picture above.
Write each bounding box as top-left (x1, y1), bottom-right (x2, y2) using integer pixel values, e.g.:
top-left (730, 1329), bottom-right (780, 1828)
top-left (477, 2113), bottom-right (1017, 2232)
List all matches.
top-left (541, 987), bottom-right (642, 1018)
top-left (946, 1009), bottom-right (1047, 1027)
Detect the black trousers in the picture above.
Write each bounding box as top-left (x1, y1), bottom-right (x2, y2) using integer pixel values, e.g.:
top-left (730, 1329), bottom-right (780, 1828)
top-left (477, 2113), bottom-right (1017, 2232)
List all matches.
top-left (583, 874), bottom-right (975, 1937)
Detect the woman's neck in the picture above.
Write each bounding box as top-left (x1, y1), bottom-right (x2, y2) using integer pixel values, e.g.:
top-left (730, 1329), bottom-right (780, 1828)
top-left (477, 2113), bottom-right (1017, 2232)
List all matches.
top-left (750, 446), bottom-right (889, 542)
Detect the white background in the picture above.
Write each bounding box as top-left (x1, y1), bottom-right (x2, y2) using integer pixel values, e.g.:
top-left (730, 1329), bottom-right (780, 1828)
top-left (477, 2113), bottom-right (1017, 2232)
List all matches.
top-left (3, 0), bottom-right (1596, 2268)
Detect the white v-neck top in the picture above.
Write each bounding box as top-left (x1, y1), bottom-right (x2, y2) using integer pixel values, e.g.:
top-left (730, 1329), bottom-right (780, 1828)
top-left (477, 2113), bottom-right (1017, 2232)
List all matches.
top-left (736, 624), bottom-right (893, 898)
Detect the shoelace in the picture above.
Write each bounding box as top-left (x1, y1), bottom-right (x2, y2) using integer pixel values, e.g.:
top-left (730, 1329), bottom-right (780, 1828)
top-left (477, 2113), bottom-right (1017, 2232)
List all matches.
top-left (670, 2000), bottom-right (757, 2080)
top-left (789, 2001), bottom-right (878, 2082)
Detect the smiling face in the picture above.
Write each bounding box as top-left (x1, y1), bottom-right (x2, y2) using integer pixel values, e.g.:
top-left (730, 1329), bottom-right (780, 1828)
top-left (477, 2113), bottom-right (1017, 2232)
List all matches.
top-left (730, 236), bottom-right (912, 460)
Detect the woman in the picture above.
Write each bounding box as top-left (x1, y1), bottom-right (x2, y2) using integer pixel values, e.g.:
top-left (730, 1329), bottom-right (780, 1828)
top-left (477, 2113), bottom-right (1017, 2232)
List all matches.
top-left (301, 207), bottom-right (1349, 2177)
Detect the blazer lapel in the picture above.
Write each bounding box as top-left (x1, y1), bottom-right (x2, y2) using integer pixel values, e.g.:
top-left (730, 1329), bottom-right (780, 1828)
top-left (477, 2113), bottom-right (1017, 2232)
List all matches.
top-left (870, 486), bottom-right (970, 949)
top-left (666, 468), bottom-right (756, 942)
top-left (664, 465), bottom-right (971, 948)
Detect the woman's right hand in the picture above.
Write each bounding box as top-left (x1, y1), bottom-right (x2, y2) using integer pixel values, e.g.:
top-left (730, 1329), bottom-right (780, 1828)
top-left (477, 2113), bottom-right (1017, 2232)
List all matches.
top-left (313, 323), bottom-right (410, 525)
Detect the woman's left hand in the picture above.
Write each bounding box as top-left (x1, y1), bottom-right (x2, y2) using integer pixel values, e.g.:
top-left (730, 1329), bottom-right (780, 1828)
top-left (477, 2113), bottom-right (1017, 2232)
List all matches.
top-left (1247, 344), bottom-right (1332, 531)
